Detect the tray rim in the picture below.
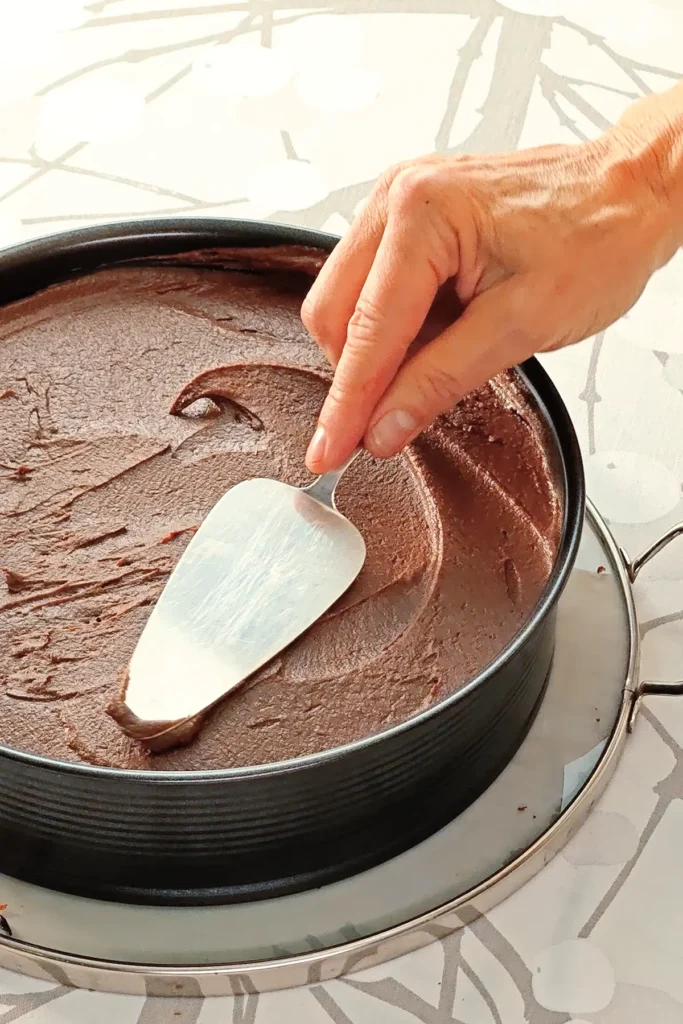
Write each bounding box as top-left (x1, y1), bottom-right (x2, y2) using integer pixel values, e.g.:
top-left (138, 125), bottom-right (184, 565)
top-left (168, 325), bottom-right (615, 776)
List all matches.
top-left (0, 498), bottom-right (644, 995)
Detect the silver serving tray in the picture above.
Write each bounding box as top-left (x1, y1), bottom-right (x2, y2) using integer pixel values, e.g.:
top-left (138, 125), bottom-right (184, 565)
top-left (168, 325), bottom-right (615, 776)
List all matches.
top-left (0, 499), bottom-right (681, 997)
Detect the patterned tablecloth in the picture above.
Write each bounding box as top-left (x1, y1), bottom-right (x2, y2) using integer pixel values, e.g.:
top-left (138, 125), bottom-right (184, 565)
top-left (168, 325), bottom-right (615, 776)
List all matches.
top-left (2, 1), bottom-right (683, 1020)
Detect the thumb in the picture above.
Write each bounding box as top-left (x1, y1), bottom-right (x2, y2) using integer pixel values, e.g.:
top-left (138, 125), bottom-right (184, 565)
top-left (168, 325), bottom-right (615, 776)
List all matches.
top-left (365, 279), bottom-right (541, 458)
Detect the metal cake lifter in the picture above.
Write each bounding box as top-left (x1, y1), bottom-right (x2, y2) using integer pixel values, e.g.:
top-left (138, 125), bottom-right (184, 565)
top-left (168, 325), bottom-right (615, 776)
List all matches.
top-left (120, 451), bottom-right (365, 730)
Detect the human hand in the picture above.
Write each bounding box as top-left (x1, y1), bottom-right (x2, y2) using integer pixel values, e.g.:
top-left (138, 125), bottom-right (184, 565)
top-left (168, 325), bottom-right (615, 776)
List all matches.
top-left (302, 102), bottom-right (682, 474)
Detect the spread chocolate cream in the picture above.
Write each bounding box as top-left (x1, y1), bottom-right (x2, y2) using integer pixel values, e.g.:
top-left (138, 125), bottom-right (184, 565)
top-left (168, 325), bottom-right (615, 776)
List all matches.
top-left (0, 247), bottom-right (562, 771)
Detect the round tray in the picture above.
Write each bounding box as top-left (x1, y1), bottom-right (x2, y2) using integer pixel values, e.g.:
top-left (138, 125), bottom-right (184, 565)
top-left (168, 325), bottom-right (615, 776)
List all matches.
top-left (0, 219), bottom-right (584, 906)
top-left (2, 499), bottom-right (679, 996)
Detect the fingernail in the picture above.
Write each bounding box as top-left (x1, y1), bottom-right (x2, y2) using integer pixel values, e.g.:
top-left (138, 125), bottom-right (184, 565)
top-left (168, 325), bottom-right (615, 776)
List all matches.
top-left (368, 410), bottom-right (418, 457)
top-left (306, 425), bottom-right (327, 468)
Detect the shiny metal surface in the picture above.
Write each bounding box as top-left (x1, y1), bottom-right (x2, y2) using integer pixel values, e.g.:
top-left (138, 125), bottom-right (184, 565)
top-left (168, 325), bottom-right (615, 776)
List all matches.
top-left (619, 521), bottom-right (683, 727)
top-left (626, 522), bottom-right (683, 583)
top-left (125, 458), bottom-right (366, 724)
top-left (1, 500), bottom-right (676, 996)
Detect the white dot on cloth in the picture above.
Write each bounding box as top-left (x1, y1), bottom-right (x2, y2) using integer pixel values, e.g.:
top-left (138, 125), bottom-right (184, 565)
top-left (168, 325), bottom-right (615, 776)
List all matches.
top-left (592, 982), bottom-right (683, 1023)
top-left (494, 0), bottom-right (582, 14)
top-left (247, 159), bottom-right (329, 212)
top-left (532, 939), bottom-right (615, 1014)
top-left (0, 0), bottom-right (86, 33)
top-left (38, 84), bottom-right (144, 144)
top-left (585, 450), bottom-right (680, 524)
top-left (192, 44), bottom-right (292, 99)
top-left (563, 811), bottom-right (639, 867)
top-left (279, 14), bottom-right (366, 70)
top-left (295, 66), bottom-right (381, 112)
top-left (0, 27), bottom-right (61, 70)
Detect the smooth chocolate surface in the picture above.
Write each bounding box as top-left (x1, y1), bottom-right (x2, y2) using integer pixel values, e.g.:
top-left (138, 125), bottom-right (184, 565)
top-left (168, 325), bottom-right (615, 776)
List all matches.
top-left (0, 247), bottom-right (562, 771)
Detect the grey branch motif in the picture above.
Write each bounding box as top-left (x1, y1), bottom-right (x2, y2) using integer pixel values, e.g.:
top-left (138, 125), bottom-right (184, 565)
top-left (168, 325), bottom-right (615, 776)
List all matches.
top-left (578, 331), bottom-right (604, 456)
top-left (640, 608), bottom-right (683, 634)
top-left (342, 973), bottom-right (470, 1024)
top-left (0, 984), bottom-right (72, 1024)
top-left (280, 129), bottom-right (301, 161)
top-left (439, 695), bottom-right (683, 1021)
top-left (261, 3), bottom-right (274, 46)
top-left (458, 958), bottom-right (503, 1024)
top-left (434, 11), bottom-right (496, 151)
top-left (231, 991), bottom-right (259, 1024)
top-left (0, 143), bottom-right (87, 205)
top-left (36, 33), bottom-right (238, 97)
top-left (136, 992), bottom-right (204, 1024)
top-left (538, 81), bottom-right (591, 142)
top-left (2, 2), bottom-right (679, 230)
top-left (562, 77), bottom-right (638, 99)
top-left (539, 68), bottom-right (613, 133)
top-left (20, 199), bottom-right (249, 226)
top-left (578, 705), bottom-right (683, 939)
top-left (268, 10), bottom-right (679, 225)
top-left (85, 1), bottom-right (489, 29)
top-left (0, 154), bottom-right (213, 205)
top-left (315, 916), bottom-right (571, 1023)
top-left (86, 4), bottom-right (258, 25)
top-left (557, 17), bottom-right (683, 93)
top-left (2, 3), bottom-right (683, 1022)
top-left (465, 916), bottom-right (572, 1024)
top-left (36, 10), bottom-right (313, 97)
top-left (310, 985), bottom-right (357, 1024)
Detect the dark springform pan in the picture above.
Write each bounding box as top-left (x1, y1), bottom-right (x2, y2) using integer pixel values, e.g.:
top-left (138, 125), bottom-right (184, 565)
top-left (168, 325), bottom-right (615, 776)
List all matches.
top-left (0, 219), bottom-right (585, 905)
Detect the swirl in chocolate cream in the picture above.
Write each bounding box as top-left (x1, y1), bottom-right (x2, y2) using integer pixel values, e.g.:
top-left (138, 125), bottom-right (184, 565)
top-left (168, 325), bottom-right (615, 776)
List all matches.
top-left (0, 247), bottom-right (562, 771)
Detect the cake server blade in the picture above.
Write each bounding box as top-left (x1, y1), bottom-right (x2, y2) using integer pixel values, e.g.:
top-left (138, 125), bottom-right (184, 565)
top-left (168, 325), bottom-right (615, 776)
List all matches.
top-left (122, 452), bottom-right (365, 727)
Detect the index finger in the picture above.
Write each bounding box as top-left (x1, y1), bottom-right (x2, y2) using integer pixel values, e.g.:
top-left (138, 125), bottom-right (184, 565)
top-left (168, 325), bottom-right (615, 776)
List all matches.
top-left (301, 194), bottom-right (387, 368)
top-left (306, 201), bottom-right (456, 472)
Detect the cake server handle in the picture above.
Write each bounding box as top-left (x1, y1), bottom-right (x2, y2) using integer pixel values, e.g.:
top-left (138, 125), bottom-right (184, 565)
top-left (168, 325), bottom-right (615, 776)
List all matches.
top-left (303, 448), bottom-right (362, 510)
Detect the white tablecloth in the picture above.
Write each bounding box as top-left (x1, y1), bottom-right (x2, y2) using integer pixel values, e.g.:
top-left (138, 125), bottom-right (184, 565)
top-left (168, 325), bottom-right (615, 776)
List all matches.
top-left (1, 1), bottom-right (683, 1019)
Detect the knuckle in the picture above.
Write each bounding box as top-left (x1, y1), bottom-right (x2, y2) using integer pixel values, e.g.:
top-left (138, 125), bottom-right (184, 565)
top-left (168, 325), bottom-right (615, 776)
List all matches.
top-left (390, 166), bottom-right (435, 208)
top-left (301, 295), bottom-right (336, 348)
top-left (323, 379), bottom-right (348, 410)
top-left (326, 350), bottom-right (380, 409)
top-left (376, 162), bottom-right (405, 193)
top-left (347, 295), bottom-right (384, 348)
top-left (419, 362), bottom-right (464, 408)
top-left (324, 373), bottom-right (369, 411)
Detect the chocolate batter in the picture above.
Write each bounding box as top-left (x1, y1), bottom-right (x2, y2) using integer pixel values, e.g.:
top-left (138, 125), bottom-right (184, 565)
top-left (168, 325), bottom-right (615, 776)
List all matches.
top-left (0, 246), bottom-right (562, 771)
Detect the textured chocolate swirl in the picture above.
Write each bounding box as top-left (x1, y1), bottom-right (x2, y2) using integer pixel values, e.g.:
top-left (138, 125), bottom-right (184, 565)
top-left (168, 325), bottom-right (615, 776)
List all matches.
top-left (0, 246), bottom-right (562, 770)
